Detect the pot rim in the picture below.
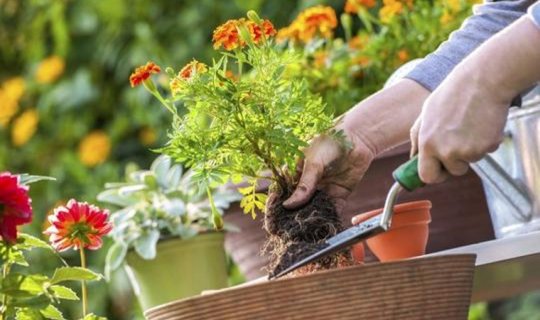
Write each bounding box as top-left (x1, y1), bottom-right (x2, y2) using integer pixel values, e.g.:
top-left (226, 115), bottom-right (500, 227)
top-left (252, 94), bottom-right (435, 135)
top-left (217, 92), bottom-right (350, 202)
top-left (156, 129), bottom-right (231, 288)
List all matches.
top-left (353, 200), bottom-right (432, 225)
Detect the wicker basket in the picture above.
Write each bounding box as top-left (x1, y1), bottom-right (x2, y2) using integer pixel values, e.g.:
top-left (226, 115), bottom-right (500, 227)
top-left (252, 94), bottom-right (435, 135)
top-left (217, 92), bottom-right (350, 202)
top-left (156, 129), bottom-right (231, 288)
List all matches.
top-left (146, 254), bottom-right (476, 320)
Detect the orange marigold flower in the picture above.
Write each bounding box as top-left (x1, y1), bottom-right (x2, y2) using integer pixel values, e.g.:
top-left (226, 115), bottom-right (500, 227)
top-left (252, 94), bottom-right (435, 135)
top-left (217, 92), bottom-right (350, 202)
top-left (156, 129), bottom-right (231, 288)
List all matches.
top-left (213, 18), bottom-right (276, 51)
top-left (248, 19), bottom-right (277, 43)
top-left (44, 199), bottom-right (112, 252)
top-left (213, 19), bottom-right (244, 51)
top-left (179, 60), bottom-right (208, 80)
top-left (345, 0), bottom-right (376, 14)
top-left (440, 10), bottom-right (454, 25)
top-left (296, 5), bottom-right (338, 42)
top-left (129, 62), bottom-right (161, 87)
top-left (353, 55), bottom-right (370, 67)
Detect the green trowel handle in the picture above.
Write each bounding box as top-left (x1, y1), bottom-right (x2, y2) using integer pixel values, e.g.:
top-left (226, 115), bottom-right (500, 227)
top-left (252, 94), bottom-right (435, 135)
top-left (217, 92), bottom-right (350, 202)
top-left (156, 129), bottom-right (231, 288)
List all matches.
top-left (392, 155), bottom-right (425, 192)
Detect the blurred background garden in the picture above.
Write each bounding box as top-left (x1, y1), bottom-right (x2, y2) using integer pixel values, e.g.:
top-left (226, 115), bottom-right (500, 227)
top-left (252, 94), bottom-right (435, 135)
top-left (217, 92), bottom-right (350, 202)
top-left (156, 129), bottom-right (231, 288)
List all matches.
top-left (1, 0), bottom-right (539, 319)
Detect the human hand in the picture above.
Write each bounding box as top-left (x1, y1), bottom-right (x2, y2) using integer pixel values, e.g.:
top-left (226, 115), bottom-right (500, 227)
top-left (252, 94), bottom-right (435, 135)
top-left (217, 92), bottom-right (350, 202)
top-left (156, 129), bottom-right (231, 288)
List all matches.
top-left (282, 126), bottom-right (376, 213)
top-left (410, 16), bottom-right (540, 184)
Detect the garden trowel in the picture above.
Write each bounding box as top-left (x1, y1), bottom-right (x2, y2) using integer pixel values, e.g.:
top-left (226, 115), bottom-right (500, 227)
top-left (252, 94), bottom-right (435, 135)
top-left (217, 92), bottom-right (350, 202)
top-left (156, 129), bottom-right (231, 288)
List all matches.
top-left (270, 155), bottom-right (424, 279)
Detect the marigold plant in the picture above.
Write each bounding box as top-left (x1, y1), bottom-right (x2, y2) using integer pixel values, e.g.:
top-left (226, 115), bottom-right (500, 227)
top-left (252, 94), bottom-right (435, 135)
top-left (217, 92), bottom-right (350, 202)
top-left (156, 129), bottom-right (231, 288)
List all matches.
top-left (132, 11), bottom-right (333, 219)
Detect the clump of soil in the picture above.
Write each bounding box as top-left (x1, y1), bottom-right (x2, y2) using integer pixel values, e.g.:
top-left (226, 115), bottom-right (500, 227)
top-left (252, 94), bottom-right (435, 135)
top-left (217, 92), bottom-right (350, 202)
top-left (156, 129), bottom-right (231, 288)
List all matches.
top-left (263, 189), bottom-right (354, 278)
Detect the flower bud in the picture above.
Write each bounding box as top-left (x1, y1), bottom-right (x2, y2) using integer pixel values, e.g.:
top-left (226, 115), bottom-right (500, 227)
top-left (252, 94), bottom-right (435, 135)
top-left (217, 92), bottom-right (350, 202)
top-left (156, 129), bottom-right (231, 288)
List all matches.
top-left (247, 10), bottom-right (262, 24)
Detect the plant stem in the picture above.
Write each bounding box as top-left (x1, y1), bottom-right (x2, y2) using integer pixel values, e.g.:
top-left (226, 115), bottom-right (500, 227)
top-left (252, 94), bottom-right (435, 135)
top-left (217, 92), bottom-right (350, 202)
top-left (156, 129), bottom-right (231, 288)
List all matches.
top-left (0, 262), bottom-right (10, 319)
top-left (79, 248), bottom-right (88, 318)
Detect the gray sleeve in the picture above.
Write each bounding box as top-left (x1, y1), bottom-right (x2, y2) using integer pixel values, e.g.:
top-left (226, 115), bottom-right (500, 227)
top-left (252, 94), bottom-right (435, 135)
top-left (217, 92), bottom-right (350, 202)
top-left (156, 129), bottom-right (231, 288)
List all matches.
top-left (405, 0), bottom-right (536, 92)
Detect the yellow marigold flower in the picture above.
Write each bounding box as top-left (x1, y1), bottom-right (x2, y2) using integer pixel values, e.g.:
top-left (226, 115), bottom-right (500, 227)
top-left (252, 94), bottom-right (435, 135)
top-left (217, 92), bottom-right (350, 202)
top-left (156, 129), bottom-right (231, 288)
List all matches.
top-left (440, 10), bottom-right (454, 25)
top-left (397, 49), bottom-right (409, 62)
top-left (139, 127), bottom-right (157, 146)
top-left (345, 0), bottom-right (376, 14)
top-left (36, 56), bottom-right (65, 84)
top-left (296, 6), bottom-right (338, 42)
top-left (379, 0), bottom-right (404, 24)
top-left (11, 109), bottom-right (39, 147)
top-left (78, 131), bottom-right (111, 167)
top-left (0, 77), bottom-right (26, 127)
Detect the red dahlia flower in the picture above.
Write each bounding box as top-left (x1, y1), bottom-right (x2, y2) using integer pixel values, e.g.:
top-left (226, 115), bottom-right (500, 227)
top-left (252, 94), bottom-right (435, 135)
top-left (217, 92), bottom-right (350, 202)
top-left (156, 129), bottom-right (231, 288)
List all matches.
top-left (0, 172), bottom-right (32, 243)
top-left (44, 199), bottom-right (112, 251)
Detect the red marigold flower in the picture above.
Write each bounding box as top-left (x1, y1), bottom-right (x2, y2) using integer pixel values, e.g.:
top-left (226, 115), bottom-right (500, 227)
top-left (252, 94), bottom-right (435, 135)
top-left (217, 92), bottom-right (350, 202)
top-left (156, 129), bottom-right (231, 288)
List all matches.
top-left (44, 199), bottom-right (112, 252)
top-left (129, 62), bottom-right (161, 87)
top-left (0, 172), bottom-right (32, 243)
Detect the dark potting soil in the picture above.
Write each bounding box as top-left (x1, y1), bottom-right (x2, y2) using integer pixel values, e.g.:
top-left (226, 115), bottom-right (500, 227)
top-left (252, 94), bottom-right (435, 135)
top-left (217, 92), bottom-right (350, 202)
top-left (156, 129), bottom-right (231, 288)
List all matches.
top-left (263, 190), bottom-right (354, 278)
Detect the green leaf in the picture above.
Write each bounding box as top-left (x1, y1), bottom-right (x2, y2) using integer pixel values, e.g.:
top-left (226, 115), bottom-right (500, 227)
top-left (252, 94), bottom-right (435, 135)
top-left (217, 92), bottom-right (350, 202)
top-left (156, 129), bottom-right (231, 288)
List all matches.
top-left (1, 273), bottom-right (47, 296)
top-left (9, 250), bottom-right (29, 266)
top-left (11, 294), bottom-right (51, 308)
top-left (105, 243), bottom-right (127, 277)
top-left (40, 304), bottom-right (65, 320)
top-left (151, 155), bottom-right (172, 187)
top-left (49, 285), bottom-right (78, 300)
top-left (16, 308), bottom-right (43, 320)
top-left (17, 234), bottom-right (54, 251)
top-left (18, 174), bottom-right (56, 185)
top-left (134, 229), bottom-right (160, 260)
top-left (50, 267), bottom-right (102, 284)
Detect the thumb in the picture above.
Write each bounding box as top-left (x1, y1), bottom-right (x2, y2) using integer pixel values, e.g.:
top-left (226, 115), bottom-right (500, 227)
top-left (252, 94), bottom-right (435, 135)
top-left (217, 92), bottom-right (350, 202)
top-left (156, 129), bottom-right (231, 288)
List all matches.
top-left (283, 160), bottom-right (323, 209)
top-left (410, 117), bottom-right (421, 158)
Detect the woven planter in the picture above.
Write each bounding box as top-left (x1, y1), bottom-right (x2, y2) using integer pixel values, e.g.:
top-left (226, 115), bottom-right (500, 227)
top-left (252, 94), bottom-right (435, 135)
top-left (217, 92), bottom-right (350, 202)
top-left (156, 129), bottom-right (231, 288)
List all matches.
top-left (146, 254), bottom-right (476, 320)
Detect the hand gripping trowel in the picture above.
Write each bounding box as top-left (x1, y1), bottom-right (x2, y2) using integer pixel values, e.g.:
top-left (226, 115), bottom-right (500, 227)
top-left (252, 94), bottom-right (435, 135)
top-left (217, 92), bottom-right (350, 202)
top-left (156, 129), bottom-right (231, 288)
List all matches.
top-left (270, 155), bottom-right (425, 279)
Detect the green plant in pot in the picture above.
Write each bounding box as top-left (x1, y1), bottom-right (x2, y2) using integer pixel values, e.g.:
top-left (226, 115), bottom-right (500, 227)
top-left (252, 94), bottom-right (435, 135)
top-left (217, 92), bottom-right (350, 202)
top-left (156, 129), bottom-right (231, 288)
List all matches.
top-left (130, 10), bottom-right (356, 279)
top-left (97, 155), bottom-right (240, 310)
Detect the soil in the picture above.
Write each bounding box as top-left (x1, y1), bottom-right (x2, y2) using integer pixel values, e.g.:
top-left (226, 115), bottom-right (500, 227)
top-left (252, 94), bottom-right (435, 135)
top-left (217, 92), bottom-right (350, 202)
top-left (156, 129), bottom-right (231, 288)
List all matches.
top-left (263, 189), bottom-right (354, 278)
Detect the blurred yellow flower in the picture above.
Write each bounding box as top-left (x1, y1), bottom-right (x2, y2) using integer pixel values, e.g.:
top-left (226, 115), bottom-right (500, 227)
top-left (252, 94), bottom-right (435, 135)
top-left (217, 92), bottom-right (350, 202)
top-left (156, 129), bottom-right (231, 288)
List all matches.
top-left (440, 10), bottom-right (454, 25)
top-left (0, 77), bottom-right (26, 127)
top-left (379, 0), bottom-right (404, 24)
top-left (11, 109), bottom-right (39, 147)
top-left (139, 127), bottom-right (157, 146)
top-left (78, 131), bottom-right (111, 167)
top-left (36, 56), bottom-right (65, 84)
top-left (446, 0), bottom-right (461, 12)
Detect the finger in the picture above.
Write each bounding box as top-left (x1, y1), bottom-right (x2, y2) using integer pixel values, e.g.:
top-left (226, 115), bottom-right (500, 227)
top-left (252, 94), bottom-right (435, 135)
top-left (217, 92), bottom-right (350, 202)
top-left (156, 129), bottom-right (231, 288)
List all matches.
top-left (418, 152), bottom-right (447, 184)
top-left (442, 158), bottom-right (469, 177)
top-left (283, 160), bottom-right (323, 209)
top-left (409, 118), bottom-right (421, 158)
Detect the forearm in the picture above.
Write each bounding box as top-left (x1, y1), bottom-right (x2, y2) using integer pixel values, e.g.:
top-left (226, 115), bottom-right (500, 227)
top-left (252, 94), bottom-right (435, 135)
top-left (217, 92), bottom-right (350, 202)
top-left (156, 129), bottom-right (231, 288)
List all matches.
top-left (455, 16), bottom-right (540, 105)
top-left (340, 79), bottom-right (430, 155)
top-left (407, 0), bottom-right (533, 91)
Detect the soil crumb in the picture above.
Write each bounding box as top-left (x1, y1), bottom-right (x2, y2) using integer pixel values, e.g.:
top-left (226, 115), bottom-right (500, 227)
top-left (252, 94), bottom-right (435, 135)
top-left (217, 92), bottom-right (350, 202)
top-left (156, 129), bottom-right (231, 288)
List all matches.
top-left (263, 190), bottom-right (354, 278)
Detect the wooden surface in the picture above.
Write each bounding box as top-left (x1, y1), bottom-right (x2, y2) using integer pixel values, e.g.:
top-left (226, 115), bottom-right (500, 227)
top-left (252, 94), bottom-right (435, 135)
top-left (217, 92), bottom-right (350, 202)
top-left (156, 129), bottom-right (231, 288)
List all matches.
top-left (146, 254), bottom-right (476, 320)
top-left (224, 145), bottom-right (494, 280)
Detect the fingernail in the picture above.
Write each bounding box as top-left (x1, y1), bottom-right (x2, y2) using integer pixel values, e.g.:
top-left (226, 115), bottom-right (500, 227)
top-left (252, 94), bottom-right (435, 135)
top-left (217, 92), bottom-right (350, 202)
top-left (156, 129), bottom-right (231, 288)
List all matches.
top-left (351, 216), bottom-right (358, 224)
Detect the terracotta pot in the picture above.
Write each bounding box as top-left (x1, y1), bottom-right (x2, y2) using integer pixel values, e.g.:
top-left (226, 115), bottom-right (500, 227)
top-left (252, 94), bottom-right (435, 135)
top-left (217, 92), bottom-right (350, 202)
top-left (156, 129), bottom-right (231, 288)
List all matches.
top-left (351, 243), bottom-right (365, 263)
top-left (145, 254), bottom-right (476, 320)
top-left (353, 200), bottom-right (431, 262)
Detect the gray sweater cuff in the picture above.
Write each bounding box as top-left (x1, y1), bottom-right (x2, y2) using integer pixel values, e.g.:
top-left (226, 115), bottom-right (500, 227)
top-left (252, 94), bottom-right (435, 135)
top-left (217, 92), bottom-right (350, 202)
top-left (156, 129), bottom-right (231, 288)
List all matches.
top-left (405, 0), bottom-right (533, 92)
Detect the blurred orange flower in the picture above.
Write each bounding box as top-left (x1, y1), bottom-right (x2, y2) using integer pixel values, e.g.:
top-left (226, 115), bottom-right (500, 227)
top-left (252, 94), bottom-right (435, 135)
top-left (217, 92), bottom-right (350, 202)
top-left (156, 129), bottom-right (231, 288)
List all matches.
top-left (440, 10), bottom-right (454, 25)
top-left (129, 62), bottom-right (161, 87)
top-left (278, 6), bottom-right (337, 43)
top-left (44, 199), bottom-right (112, 251)
top-left (348, 34), bottom-right (370, 50)
top-left (397, 49), bottom-right (410, 62)
top-left (36, 56), bottom-right (65, 84)
top-left (179, 60), bottom-right (208, 80)
top-left (139, 127), bottom-right (157, 146)
top-left (248, 19), bottom-right (277, 44)
top-left (380, 0), bottom-right (405, 23)
top-left (345, 0), bottom-right (376, 13)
